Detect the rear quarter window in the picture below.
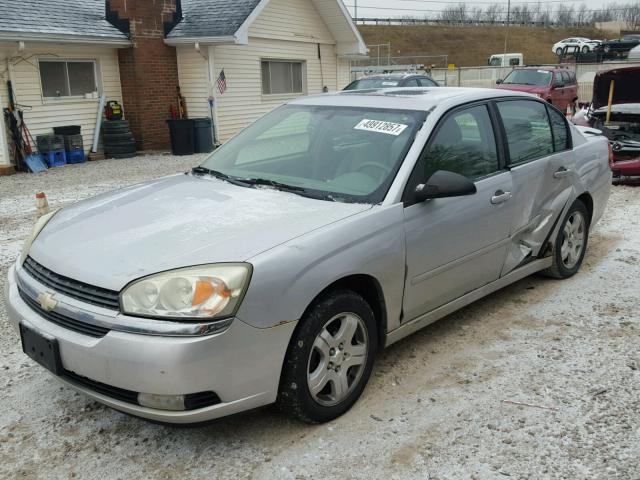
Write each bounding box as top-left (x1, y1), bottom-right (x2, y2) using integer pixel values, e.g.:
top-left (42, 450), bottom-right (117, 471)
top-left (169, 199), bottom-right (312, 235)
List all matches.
top-left (546, 105), bottom-right (572, 152)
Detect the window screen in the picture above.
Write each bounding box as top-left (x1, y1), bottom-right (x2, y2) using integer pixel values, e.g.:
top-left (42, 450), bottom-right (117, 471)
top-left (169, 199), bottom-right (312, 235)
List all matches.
top-left (421, 105), bottom-right (499, 181)
top-left (39, 60), bottom-right (97, 98)
top-left (497, 100), bottom-right (554, 165)
top-left (261, 61), bottom-right (304, 95)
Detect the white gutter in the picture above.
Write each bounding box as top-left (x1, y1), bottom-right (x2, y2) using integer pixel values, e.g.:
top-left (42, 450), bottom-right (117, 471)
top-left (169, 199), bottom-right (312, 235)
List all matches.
top-left (164, 35), bottom-right (237, 46)
top-left (0, 32), bottom-right (131, 48)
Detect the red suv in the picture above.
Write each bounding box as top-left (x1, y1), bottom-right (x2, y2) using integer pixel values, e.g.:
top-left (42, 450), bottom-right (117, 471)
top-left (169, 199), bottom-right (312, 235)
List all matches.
top-left (496, 67), bottom-right (579, 111)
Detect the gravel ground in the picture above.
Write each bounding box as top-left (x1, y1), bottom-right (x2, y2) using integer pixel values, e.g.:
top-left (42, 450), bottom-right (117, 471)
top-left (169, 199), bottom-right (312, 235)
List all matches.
top-left (0, 155), bottom-right (638, 480)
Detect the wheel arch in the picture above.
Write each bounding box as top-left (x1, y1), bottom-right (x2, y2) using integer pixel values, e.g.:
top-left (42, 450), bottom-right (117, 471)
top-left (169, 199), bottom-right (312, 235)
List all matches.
top-left (576, 192), bottom-right (594, 225)
top-left (298, 274), bottom-right (388, 350)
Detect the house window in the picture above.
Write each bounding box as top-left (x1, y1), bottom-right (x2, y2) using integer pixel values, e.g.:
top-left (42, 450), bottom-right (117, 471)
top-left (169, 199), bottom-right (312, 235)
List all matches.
top-left (39, 60), bottom-right (97, 98)
top-left (261, 60), bottom-right (304, 95)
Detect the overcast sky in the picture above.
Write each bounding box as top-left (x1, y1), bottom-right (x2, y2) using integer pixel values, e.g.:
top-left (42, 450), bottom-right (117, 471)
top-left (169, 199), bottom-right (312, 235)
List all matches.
top-left (344, 0), bottom-right (614, 18)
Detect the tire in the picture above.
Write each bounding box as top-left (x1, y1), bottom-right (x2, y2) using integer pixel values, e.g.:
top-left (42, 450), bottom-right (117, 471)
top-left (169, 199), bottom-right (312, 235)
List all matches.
top-left (556, 47), bottom-right (563, 56)
top-left (107, 152), bottom-right (137, 159)
top-left (278, 290), bottom-right (378, 423)
top-left (543, 200), bottom-right (589, 279)
top-left (582, 46), bottom-right (590, 54)
top-left (103, 120), bottom-right (129, 127)
top-left (105, 143), bottom-right (136, 154)
top-left (103, 133), bottom-right (135, 143)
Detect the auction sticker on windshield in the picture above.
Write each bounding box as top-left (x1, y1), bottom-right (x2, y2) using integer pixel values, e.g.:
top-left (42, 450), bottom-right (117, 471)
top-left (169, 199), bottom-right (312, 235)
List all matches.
top-left (354, 119), bottom-right (409, 136)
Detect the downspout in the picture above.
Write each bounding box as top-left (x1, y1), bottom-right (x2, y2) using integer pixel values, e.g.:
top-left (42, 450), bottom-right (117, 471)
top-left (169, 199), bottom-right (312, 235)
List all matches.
top-left (195, 42), bottom-right (218, 145)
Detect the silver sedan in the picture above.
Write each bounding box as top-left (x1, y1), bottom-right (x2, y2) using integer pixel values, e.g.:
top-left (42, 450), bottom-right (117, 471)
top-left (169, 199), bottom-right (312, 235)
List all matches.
top-left (5, 88), bottom-right (611, 424)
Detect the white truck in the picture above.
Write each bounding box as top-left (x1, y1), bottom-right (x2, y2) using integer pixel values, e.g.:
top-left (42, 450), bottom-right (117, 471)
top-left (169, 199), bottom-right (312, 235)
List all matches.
top-left (488, 53), bottom-right (524, 67)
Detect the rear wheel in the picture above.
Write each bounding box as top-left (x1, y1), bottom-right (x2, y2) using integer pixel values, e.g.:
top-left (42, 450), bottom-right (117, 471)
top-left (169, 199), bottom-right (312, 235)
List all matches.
top-left (544, 200), bottom-right (589, 279)
top-left (278, 291), bottom-right (377, 423)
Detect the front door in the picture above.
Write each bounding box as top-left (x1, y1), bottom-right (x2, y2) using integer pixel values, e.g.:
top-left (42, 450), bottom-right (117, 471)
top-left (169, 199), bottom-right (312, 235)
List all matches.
top-left (402, 103), bottom-right (515, 321)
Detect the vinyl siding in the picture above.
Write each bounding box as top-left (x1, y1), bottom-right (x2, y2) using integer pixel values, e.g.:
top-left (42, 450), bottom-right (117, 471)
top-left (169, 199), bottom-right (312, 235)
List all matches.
top-left (211, 38), bottom-right (338, 141)
top-left (0, 44), bottom-right (123, 165)
top-left (176, 46), bottom-right (211, 120)
top-left (337, 58), bottom-right (351, 89)
top-left (249, 0), bottom-right (335, 44)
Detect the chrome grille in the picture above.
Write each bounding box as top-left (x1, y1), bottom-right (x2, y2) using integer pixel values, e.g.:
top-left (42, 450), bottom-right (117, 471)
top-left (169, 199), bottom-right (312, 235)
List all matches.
top-left (23, 257), bottom-right (120, 311)
top-left (18, 288), bottom-right (110, 338)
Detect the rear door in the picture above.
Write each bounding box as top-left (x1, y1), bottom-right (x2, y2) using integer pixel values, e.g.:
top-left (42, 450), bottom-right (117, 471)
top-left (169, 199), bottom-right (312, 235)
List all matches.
top-left (402, 103), bottom-right (515, 320)
top-left (550, 72), bottom-right (566, 108)
top-left (494, 99), bottom-right (574, 274)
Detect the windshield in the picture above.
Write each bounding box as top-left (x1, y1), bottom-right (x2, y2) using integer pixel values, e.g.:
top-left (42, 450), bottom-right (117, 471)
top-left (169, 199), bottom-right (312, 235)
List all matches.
top-left (199, 105), bottom-right (427, 203)
top-left (488, 57), bottom-right (502, 66)
top-left (503, 70), bottom-right (552, 86)
top-left (344, 78), bottom-right (401, 90)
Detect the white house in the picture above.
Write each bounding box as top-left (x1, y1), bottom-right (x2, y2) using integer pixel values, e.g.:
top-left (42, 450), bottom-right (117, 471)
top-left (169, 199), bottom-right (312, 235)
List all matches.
top-left (165, 0), bottom-right (367, 142)
top-left (0, 0), bottom-right (129, 172)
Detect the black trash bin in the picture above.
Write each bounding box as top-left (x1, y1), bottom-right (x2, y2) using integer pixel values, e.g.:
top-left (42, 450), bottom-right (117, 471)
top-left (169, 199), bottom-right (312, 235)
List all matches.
top-left (167, 119), bottom-right (195, 155)
top-left (193, 117), bottom-right (214, 153)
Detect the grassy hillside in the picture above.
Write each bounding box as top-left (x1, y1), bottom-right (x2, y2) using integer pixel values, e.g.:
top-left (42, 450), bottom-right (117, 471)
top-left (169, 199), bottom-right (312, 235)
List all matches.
top-left (358, 25), bottom-right (607, 67)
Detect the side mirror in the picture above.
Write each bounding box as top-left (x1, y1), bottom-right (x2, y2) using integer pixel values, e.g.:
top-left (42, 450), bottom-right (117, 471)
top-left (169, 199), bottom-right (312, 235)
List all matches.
top-left (496, 79), bottom-right (503, 85)
top-left (414, 170), bottom-right (477, 202)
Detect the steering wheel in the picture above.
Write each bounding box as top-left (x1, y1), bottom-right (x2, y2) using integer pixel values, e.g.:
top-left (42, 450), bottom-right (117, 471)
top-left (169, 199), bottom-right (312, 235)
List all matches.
top-left (357, 161), bottom-right (392, 182)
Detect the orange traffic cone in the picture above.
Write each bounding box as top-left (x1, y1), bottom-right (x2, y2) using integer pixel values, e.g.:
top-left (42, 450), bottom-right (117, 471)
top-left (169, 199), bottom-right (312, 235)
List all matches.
top-left (36, 192), bottom-right (50, 218)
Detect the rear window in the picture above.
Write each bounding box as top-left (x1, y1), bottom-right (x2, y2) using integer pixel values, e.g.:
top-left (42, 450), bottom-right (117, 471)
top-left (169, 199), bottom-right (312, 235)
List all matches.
top-left (547, 105), bottom-right (571, 152)
top-left (503, 70), bottom-right (552, 87)
top-left (344, 78), bottom-right (400, 90)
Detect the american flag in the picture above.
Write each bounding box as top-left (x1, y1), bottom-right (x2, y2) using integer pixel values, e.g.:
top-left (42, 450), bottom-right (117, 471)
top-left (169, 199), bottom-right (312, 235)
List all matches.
top-left (216, 70), bottom-right (227, 95)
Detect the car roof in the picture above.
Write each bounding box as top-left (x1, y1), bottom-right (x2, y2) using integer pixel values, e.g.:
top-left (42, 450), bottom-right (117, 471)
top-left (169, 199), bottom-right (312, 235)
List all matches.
top-left (289, 87), bottom-right (535, 111)
top-left (354, 74), bottom-right (427, 80)
top-left (512, 66), bottom-right (570, 73)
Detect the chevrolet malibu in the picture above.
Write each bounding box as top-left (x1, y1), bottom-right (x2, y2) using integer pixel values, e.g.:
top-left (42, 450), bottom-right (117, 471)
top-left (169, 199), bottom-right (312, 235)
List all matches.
top-left (5, 88), bottom-right (611, 424)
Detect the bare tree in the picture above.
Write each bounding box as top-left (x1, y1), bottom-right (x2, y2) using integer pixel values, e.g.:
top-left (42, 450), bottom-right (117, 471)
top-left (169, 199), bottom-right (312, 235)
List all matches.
top-left (556, 5), bottom-right (576, 26)
top-left (484, 3), bottom-right (502, 23)
top-left (439, 4), bottom-right (468, 23)
top-left (624, 2), bottom-right (640, 29)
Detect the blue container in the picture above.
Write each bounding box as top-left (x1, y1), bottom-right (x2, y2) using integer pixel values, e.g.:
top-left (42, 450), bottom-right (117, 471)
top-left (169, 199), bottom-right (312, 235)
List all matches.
top-left (66, 150), bottom-right (86, 164)
top-left (45, 150), bottom-right (67, 167)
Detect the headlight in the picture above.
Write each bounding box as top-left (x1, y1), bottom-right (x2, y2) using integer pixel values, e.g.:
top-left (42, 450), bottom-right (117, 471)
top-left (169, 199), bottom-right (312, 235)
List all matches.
top-left (20, 210), bottom-right (59, 264)
top-left (121, 264), bottom-right (252, 320)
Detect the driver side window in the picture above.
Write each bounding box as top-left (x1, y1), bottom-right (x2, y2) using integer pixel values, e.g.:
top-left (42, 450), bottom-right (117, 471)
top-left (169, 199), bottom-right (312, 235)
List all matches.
top-left (420, 105), bottom-right (500, 182)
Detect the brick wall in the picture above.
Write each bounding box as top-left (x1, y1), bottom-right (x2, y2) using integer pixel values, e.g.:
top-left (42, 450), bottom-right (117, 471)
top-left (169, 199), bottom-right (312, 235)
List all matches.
top-left (110, 0), bottom-right (180, 151)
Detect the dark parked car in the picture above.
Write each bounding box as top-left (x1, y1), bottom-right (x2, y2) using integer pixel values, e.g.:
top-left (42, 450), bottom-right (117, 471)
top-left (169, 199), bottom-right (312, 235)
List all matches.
top-left (598, 35), bottom-right (640, 58)
top-left (344, 74), bottom-right (439, 90)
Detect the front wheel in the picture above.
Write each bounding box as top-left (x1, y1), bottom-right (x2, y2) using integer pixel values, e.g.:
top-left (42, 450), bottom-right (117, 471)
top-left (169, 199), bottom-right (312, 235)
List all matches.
top-left (556, 47), bottom-right (563, 56)
top-left (582, 46), bottom-right (590, 53)
top-left (278, 291), bottom-right (377, 423)
top-left (544, 200), bottom-right (589, 279)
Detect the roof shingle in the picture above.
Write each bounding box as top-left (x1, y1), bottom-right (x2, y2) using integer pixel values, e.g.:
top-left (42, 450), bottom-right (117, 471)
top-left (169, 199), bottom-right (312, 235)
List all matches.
top-left (0, 0), bottom-right (128, 41)
top-left (167, 0), bottom-right (262, 39)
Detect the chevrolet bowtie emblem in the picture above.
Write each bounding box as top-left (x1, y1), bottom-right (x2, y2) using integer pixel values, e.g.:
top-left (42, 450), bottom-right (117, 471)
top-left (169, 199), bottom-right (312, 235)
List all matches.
top-left (37, 292), bottom-right (58, 312)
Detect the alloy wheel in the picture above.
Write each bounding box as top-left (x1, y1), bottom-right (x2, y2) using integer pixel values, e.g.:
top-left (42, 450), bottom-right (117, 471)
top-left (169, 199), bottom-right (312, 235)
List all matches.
top-left (307, 313), bottom-right (369, 407)
top-left (560, 211), bottom-right (585, 269)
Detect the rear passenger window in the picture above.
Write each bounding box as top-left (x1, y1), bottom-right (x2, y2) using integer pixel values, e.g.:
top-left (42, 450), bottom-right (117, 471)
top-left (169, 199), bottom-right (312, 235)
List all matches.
top-left (404, 78), bottom-right (419, 87)
top-left (547, 105), bottom-right (571, 152)
top-left (497, 100), bottom-right (554, 165)
top-left (418, 77), bottom-right (436, 87)
top-left (422, 105), bottom-right (499, 181)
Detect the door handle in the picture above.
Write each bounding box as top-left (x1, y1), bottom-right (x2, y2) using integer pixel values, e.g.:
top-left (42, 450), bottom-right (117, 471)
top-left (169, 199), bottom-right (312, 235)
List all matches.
top-left (491, 190), bottom-right (512, 205)
top-left (553, 167), bottom-right (572, 179)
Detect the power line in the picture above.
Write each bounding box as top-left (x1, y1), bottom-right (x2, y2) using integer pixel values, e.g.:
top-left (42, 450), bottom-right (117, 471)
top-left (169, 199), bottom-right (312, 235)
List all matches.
top-left (393, 0), bottom-right (582, 4)
top-left (346, 4), bottom-right (630, 13)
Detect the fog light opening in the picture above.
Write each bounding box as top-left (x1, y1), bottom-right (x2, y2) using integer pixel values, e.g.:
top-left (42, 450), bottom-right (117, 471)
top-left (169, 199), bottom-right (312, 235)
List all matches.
top-left (137, 393), bottom-right (186, 411)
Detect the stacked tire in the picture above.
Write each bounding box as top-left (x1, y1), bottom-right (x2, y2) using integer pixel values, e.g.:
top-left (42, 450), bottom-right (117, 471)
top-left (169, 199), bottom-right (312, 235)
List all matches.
top-left (103, 120), bottom-right (137, 159)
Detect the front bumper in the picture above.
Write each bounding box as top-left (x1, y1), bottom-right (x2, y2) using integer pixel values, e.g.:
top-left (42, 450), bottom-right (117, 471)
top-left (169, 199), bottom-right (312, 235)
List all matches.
top-left (4, 264), bottom-right (297, 424)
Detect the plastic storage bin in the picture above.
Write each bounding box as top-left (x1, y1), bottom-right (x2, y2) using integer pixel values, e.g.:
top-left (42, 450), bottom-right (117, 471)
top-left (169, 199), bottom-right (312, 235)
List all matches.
top-left (45, 150), bottom-right (67, 167)
top-left (66, 150), bottom-right (86, 164)
top-left (64, 134), bottom-right (84, 152)
top-left (53, 125), bottom-right (81, 136)
top-left (37, 135), bottom-right (64, 154)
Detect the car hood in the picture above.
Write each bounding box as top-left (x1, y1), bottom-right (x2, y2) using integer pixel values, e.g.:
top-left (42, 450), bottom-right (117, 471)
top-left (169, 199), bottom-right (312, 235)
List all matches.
top-left (29, 174), bottom-right (372, 291)
top-left (592, 66), bottom-right (640, 110)
top-left (497, 84), bottom-right (547, 95)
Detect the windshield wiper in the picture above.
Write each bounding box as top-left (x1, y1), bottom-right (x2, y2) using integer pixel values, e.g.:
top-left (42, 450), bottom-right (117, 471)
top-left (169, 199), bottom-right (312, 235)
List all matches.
top-left (191, 166), bottom-right (254, 187)
top-left (240, 177), bottom-right (338, 202)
